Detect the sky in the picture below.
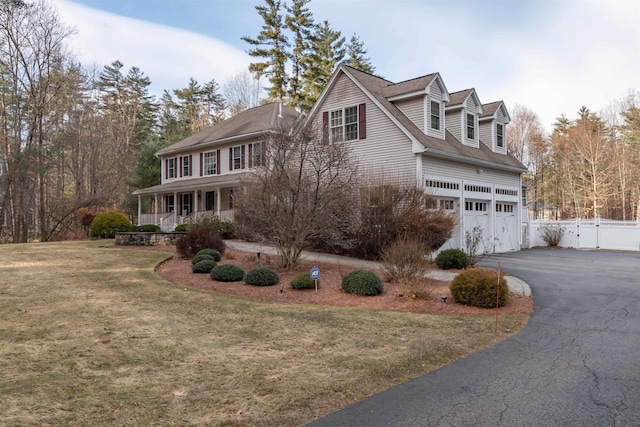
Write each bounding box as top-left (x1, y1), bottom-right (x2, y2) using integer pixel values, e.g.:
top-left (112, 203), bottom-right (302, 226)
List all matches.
top-left (51, 0), bottom-right (640, 132)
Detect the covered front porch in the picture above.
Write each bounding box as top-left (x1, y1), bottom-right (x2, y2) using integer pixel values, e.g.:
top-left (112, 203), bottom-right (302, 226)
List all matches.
top-left (133, 175), bottom-right (243, 231)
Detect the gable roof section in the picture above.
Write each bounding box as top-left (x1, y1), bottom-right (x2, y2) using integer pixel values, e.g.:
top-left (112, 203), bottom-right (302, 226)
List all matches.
top-left (446, 88), bottom-right (483, 114)
top-left (311, 65), bottom-right (525, 172)
top-left (480, 101), bottom-right (511, 123)
top-left (157, 103), bottom-right (299, 156)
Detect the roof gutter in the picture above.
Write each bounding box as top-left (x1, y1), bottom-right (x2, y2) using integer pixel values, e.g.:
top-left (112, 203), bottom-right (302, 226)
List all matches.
top-left (421, 148), bottom-right (528, 173)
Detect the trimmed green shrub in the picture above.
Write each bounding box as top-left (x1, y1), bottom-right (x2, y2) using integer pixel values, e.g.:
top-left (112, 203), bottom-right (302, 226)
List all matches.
top-left (176, 228), bottom-right (225, 258)
top-left (133, 224), bottom-right (161, 232)
top-left (195, 248), bottom-right (222, 262)
top-left (174, 224), bottom-right (187, 232)
top-left (192, 253), bottom-right (215, 265)
top-left (244, 267), bottom-right (279, 286)
top-left (90, 212), bottom-right (133, 238)
top-left (341, 270), bottom-right (383, 296)
top-left (290, 272), bottom-right (316, 289)
top-left (450, 268), bottom-right (508, 308)
top-left (435, 249), bottom-right (470, 270)
top-left (192, 259), bottom-right (216, 274)
top-left (210, 264), bottom-right (245, 282)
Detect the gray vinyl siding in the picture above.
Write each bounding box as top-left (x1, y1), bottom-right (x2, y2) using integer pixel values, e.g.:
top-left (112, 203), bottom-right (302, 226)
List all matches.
top-left (315, 73), bottom-right (417, 183)
top-left (479, 121), bottom-right (493, 149)
top-left (496, 105), bottom-right (507, 122)
top-left (394, 97), bottom-right (424, 132)
top-left (423, 156), bottom-right (520, 188)
top-left (445, 110), bottom-right (462, 142)
top-left (430, 81), bottom-right (443, 100)
top-left (465, 96), bottom-right (476, 112)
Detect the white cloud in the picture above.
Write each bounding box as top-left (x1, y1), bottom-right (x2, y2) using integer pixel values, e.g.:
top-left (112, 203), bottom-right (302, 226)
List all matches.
top-left (53, 0), bottom-right (251, 95)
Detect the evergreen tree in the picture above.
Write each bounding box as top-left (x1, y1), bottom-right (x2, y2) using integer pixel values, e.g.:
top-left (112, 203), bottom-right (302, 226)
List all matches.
top-left (173, 77), bottom-right (225, 133)
top-left (242, 0), bottom-right (289, 102)
top-left (345, 33), bottom-right (375, 74)
top-left (285, 0), bottom-right (314, 109)
top-left (301, 20), bottom-right (345, 110)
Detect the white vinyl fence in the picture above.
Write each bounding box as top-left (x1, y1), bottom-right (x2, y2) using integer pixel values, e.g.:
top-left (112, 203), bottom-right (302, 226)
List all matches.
top-left (529, 218), bottom-right (640, 251)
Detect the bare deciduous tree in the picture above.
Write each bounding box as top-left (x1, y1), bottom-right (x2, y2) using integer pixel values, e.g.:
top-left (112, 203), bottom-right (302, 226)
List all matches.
top-left (222, 71), bottom-right (263, 116)
top-left (234, 118), bottom-right (359, 269)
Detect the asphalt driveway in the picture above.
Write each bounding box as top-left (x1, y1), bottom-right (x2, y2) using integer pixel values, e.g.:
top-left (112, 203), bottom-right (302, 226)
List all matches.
top-left (306, 249), bottom-right (640, 426)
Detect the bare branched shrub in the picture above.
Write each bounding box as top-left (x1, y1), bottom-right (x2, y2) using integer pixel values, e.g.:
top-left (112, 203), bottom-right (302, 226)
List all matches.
top-left (349, 182), bottom-right (456, 260)
top-left (381, 238), bottom-right (430, 283)
top-left (464, 226), bottom-right (484, 266)
top-left (397, 276), bottom-right (433, 300)
top-left (537, 223), bottom-right (566, 247)
top-left (234, 118), bottom-right (359, 270)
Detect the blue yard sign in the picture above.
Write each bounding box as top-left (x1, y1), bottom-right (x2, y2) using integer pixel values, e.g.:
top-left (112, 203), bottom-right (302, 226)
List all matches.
top-left (310, 266), bottom-right (320, 293)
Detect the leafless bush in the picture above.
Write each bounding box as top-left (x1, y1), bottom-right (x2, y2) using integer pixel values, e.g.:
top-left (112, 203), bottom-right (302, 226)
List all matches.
top-left (397, 276), bottom-right (433, 300)
top-left (537, 223), bottom-right (566, 247)
top-left (381, 238), bottom-right (430, 282)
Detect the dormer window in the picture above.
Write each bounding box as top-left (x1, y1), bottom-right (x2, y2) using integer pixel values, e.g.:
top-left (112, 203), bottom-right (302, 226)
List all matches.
top-left (496, 123), bottom-right (504, 148)
top-left (466, 113), bottom-right (475, 140)
top-left (430, 101), bottom-right (441, 130)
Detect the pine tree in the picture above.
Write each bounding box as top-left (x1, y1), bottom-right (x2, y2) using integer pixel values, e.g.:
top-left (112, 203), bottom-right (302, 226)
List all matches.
top-left (242, 0), bottom-right (289, 102)
top-left (173, 78), bottom-right (225, 133)
top-left (285, 0), bottom-right (314, 109)
top-left (301, 20), bottom-right (345, 110)
top-left (345, 33), bottom-right (375, 74)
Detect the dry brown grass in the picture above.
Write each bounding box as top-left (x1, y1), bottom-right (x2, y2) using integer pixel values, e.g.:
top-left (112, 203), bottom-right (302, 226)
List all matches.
top-left (0, 240), bottom-right (529, 426)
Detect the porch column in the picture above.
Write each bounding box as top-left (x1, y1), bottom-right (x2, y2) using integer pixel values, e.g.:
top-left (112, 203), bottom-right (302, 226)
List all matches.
top-left (174, 192), bottom-right (178, 225)
top-left (194, 190), bottom-right (198, 219)
top-left (137, 195), bottom-right (142, 226)
top-left (154, 193), bottom-right (158, 225)
top-left (216, 188), bottom-right (221, 218)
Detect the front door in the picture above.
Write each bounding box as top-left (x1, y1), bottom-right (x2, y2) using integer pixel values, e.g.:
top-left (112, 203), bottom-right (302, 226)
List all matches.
top-left (205, 191), bottom-right (215, 211)
top-left (180, 193), bottom-right (193, 217)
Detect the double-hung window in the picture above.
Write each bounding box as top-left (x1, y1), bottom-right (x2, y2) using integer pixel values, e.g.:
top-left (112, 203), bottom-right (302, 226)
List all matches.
top-left (496, 123), bottom-right (504, 148)
top-left (430, 101), bottom-right (441, 130)
top-left (250, 142), bottom-right (263, 167)
top-left (330, 106), bottom-right (358, 142)
top-left (203, 151), bottom-right (217, 175)
top-left (232, 146), bottom-right (242, 170)
top-left (167, 158), bottom-right (176, 178)
top-left (182, 155), bottom-right (190, 176)
top-left (466, 113), bottom-right (475, 140)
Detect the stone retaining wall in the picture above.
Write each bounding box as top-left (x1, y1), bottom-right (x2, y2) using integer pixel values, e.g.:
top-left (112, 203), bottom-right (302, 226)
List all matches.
top-left (115, 232), bottom-right (185, 246)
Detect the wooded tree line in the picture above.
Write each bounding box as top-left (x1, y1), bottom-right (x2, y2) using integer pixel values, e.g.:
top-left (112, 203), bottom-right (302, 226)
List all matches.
top-left (0, 0), bottom-right (377, 243)
top-left (508, 91), bottom-right (640, 221)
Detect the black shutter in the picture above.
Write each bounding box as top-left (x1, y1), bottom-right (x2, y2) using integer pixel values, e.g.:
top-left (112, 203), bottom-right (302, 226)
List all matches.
top-left (199, 153), bottom-right (203, 176)
top-left (322, 111), bottom-right (329, 143)
top-left (217, 150), bottom-right (221, 174)
top-left (229, 147), bottom-right (232, 171)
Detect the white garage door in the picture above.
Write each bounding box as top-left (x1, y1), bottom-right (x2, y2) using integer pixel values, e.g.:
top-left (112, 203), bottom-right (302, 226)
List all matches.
top-left (495, 202), bottom-right (518, 252)
top-left (464, 200), bottom-right (491, 254)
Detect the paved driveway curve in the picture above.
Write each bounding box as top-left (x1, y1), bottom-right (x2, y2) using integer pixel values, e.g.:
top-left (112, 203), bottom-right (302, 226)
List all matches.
top-left (307, 249), bottom-right (640, 426)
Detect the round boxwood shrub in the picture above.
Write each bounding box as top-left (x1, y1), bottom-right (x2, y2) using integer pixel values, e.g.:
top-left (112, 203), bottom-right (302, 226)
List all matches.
top-left (210, 264), bottom-right (245, 282)
top-left (133, 224), bottom-right (161, 232)
top-left (341, 270), bottom-right (383, 296)
top-left (90, 212), bottom-right (133, 238)
top-left (450, 268), bottom-right (508, 308)
top-left (192, 253), bottom-right (215, 265)
top-left (195, 248), bottom-right (222, 262)
top-left (244, 267), bottom-right (279, 286)
top-left (192, 259), bottom-right (216, 274)
top-left (290, 272), bottom-right (316, 290)
top-left (435, 249), bottom-right (470, 270)
top-left (174, 224), bottom-right (187, 232)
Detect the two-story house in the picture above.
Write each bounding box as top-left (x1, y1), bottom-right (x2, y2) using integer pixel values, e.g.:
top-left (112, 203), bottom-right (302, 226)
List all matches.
top-left (133, 103), bottom-right (299, 229)
top-left (134, 64), bottom-right (527, 253)
top-left (309, 65), bottom-right (526, 253)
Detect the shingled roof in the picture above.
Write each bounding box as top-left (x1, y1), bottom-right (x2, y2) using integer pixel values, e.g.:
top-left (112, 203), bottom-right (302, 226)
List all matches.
top-left (324, 65), bottom-right (525, 172)
top-left (157, 103), bottom-right (299, 156)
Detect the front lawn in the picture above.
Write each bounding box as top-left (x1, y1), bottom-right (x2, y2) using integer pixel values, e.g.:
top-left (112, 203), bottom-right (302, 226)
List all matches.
top-left (0, 240), bottom-right (528, 426)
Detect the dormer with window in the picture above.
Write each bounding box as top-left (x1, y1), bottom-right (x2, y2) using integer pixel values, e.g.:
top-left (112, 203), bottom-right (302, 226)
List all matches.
top-left (445, 88), bottom-right (483, 148)
top-left (479, 101), bottom-right (510, 154)
top-left (384, 72), bottom-right (450, 140)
